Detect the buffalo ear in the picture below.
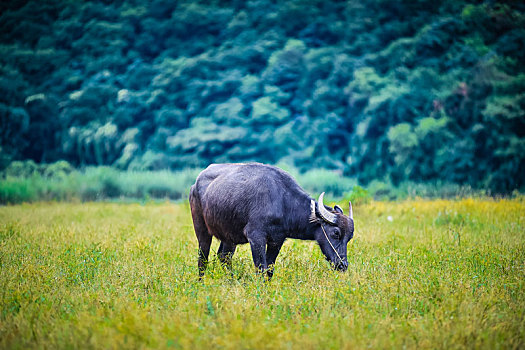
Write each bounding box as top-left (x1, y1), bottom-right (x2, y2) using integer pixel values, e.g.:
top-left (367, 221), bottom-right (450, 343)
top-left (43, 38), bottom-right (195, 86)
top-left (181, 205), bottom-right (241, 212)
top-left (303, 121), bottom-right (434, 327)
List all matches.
top-left (309, 199), bottom-right (320, 223)
top-left (334, 205), bottom-right (343, 214)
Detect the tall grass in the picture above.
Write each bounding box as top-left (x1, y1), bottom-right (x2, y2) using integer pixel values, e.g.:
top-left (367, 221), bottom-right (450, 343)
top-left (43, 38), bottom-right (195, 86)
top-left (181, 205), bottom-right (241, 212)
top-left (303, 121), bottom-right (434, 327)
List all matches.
top-left (0, 166), bottom-right (201, 204)
top-left (1, 161), bottom-right (361, 204)
top-left (0, 161), bottom-right (511, 204)
top-left (0, 199), bottom-right (523, 349)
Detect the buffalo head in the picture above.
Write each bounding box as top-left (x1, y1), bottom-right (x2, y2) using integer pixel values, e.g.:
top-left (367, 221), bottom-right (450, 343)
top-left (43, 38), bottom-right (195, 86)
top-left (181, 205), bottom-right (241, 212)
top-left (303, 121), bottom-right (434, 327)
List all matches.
top-left (310, 192), bottom-right (354, 271)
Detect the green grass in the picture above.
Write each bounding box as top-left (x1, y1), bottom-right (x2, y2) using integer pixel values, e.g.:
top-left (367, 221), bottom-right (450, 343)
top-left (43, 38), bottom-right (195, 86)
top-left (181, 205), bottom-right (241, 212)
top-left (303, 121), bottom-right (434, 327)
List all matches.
top-left (0, 199), bottom-right (523, 349)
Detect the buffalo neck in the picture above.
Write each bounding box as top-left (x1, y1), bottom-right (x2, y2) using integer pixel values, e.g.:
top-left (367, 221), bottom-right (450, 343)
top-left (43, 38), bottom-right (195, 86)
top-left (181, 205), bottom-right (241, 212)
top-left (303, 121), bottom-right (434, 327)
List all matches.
top-left (286, 195), bottom-right (319, 240)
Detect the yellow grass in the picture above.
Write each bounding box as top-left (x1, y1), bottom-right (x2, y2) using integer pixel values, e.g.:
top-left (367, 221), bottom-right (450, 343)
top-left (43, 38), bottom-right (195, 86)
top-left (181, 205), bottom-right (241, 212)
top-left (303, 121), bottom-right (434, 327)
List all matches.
top-left (0, 198), bottom-right (523, 349)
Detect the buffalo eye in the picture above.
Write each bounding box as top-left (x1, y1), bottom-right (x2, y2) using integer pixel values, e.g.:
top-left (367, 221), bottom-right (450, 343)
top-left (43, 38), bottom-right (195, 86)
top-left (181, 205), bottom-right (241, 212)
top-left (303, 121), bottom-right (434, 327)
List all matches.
top-left (332, 228), bottom-right (342, 240)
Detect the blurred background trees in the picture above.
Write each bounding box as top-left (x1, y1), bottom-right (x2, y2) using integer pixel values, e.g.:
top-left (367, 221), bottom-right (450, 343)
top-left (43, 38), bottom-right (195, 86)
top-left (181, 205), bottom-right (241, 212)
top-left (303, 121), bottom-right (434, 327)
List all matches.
top-left (0, 0), bottom-right (523, 193)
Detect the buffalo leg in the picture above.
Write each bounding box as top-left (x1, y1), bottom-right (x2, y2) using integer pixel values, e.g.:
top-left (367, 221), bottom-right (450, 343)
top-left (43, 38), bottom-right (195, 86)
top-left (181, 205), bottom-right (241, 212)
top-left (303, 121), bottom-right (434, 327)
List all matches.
top-left (245, 228), bottom-right (268, 274)
top-left (265, 241), bottom-right (284, 280)
top-left (190, 202), bottom-right (212, 279)
top-left (217, 241), bottom-right (236, 269)
top-left (197, 234), bottom-right (212, 279)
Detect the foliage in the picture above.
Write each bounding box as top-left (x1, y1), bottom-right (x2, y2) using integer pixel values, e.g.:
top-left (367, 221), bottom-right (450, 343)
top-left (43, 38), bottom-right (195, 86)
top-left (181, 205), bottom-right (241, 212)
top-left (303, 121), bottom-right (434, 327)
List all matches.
top-left (0, 200), bottom-right (523, 348)
top-left (0, 0), bottom-right (524, 193)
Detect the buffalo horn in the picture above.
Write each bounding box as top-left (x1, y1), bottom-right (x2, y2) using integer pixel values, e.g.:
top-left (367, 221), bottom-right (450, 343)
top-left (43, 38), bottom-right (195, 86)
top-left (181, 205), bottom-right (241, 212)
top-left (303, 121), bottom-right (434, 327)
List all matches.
top-left (317, 192), bottom-right (337, 224)
top-left (349, 201), bottom-right (354, 220)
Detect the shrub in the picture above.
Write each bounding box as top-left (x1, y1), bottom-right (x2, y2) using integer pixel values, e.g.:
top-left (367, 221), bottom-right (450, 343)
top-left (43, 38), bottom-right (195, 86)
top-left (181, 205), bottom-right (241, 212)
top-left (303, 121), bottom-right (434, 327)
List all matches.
top-left (3, 160), bottom-right (39, 177)
top-left (344, 185), bottom-right (372, 205)
top-left (295, 168), bottom-right (356, 197)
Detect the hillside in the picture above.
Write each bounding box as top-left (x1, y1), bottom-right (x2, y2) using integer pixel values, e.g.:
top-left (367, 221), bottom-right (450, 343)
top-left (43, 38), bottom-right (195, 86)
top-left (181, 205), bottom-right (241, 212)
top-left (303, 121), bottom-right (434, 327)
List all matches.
top-left (1, 0), bottom-right (524, 192)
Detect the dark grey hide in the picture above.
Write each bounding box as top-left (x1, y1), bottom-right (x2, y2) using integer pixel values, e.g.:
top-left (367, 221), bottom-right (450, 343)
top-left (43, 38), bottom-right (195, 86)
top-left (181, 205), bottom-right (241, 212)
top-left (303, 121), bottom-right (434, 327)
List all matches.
top-left (189, 163), bottom-right (355, 279)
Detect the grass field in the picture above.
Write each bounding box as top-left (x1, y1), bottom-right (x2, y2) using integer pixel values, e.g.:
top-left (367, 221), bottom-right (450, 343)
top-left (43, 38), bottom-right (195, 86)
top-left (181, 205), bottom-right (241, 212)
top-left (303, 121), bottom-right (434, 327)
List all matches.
top-left (0, 199), bottom-right (523, 349)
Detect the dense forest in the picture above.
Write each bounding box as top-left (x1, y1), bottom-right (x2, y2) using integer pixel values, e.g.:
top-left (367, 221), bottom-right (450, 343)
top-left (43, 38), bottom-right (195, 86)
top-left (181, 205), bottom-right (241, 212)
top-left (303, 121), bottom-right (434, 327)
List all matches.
top-left (1, 0), bottom-right (524, 193)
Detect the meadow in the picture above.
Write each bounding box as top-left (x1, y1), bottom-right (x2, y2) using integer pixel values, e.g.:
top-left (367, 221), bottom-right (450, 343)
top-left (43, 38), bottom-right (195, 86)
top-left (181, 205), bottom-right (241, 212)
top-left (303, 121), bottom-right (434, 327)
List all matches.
top-left (0, 198), bottom-right (523, 349)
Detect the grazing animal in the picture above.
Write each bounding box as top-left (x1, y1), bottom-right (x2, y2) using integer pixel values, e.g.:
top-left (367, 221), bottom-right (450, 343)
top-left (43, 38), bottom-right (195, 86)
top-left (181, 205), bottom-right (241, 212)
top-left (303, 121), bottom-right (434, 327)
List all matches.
top-left (189, 163), bottom-right (355, 279)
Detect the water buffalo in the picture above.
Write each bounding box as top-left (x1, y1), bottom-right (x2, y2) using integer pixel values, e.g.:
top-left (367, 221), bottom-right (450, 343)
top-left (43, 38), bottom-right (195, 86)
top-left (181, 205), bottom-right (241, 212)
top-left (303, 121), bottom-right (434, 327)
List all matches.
top-left (189, 163), bottom-right (354, 279)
